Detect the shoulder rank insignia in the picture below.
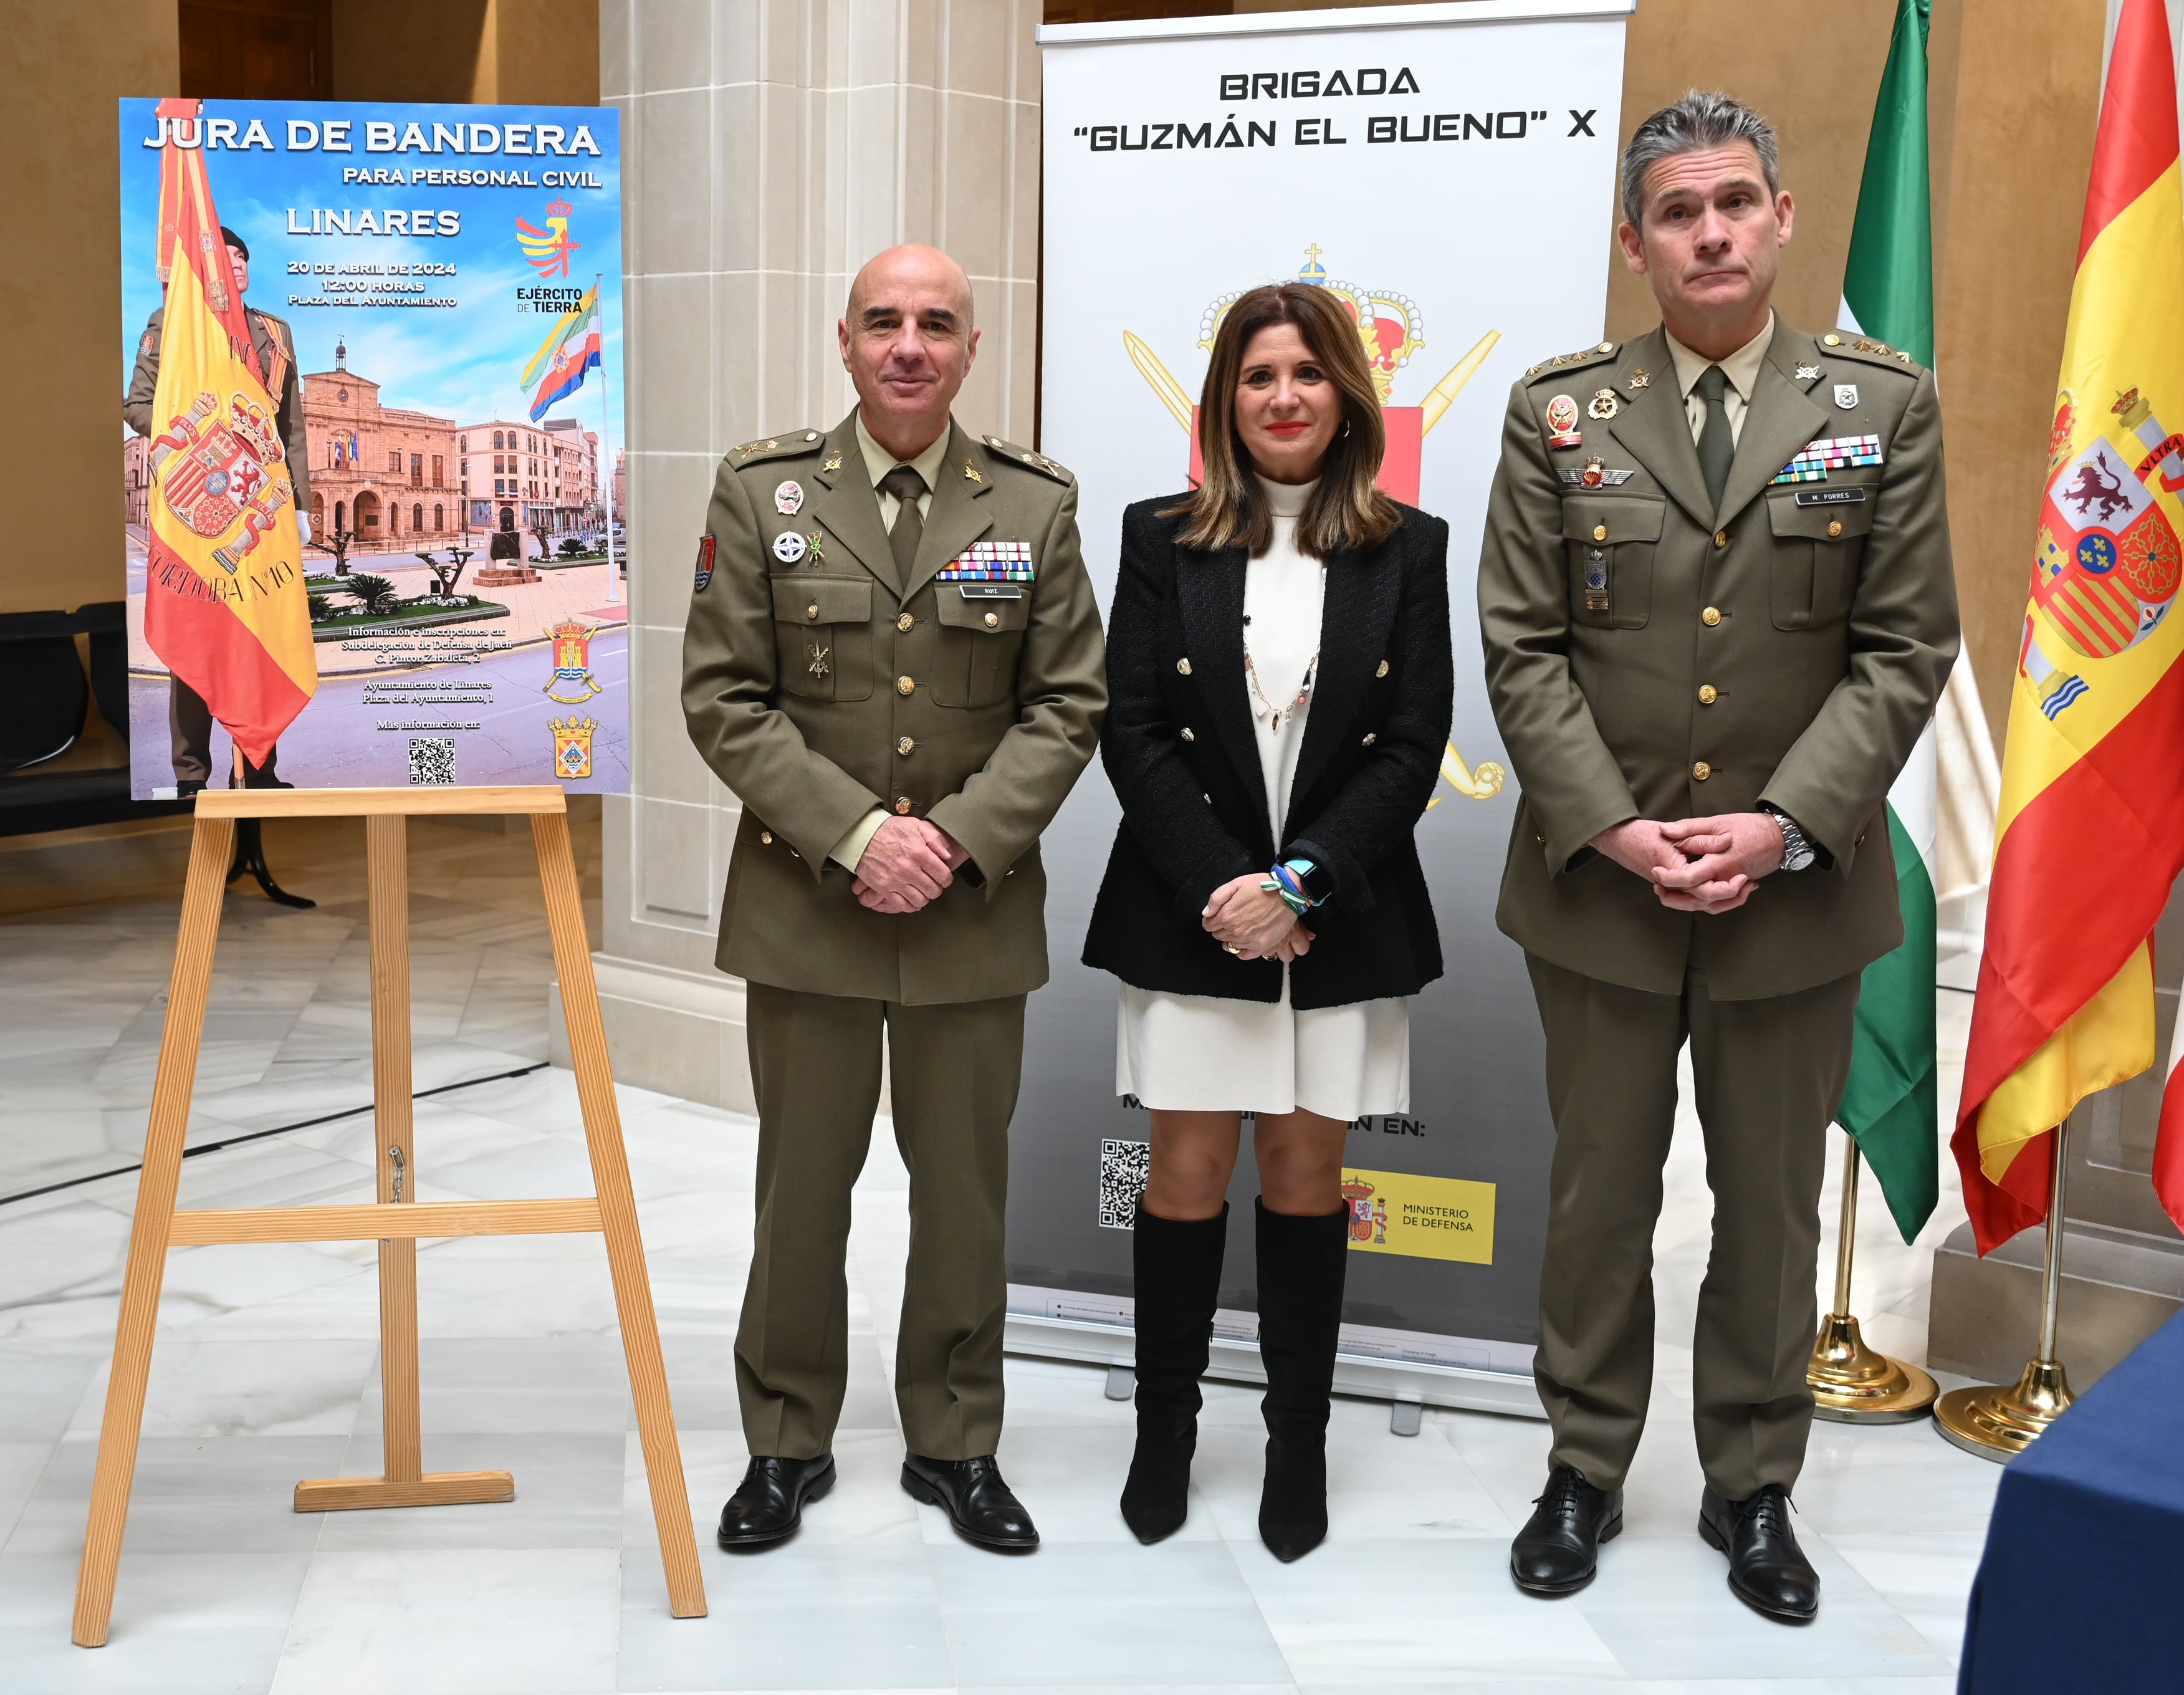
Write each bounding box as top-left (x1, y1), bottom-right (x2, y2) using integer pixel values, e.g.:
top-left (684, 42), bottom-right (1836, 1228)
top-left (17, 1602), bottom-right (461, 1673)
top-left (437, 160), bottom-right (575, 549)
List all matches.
top-left (982, 435), bottom-right (1071, 484)
top-left (732, 430), bottom-right (823, 466)
top-left (1524, 340), bottom-right (1618, 380)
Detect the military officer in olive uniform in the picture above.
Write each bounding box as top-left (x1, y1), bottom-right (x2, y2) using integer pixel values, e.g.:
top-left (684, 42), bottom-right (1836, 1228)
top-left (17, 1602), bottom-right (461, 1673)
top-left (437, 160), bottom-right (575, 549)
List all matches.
top-left (124, 225), bottom-right (310, 792)
top-left (682, 244), bottom-right (1106, 1551)
top-left (1477, 94), bottom-right (1959, 1620)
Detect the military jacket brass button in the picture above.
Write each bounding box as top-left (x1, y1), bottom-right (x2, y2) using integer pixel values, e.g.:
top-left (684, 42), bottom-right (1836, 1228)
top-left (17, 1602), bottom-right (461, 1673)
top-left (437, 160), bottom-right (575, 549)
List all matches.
top-left (1176, 658), bottom-right (1192, 676)
top-left (1361, 732), bottom-right (1377, 747)
top-left (983, 612), bottom-right (999, 629)
top-left (1823, 332), bottom-right (1842, 347)
top-left (897, 736), bottom-right (915, 756)
top-left (897, 612), bottom-right (914, 631)
top-left (1180, 727), bottom-right (1194, 742)
top-left (893, 797), bottom-right (914, 815)
top-left (759, 830), bottom-right (773, 845)
top-left (1828, 519), bottom-right (1844, 538)
top-left (1702, 606), bottom-right (1723, 627)
top-left (1692, 761), bottom-right (1712, 781)
top-left (805, 603), bottom-right (820, 620)
top-left (1856, 831), bottom-right (1867, 847)
top-left (1714, 530), bottom-right (1728, 549)
top-left (1376, 660), bottom-right (1390, 678)
top-left (1698, 684), bottom-right (1718, 705)
top-left (1593, 524), bottom-right (1609, 542)
top-left (896, 675), bottom-right (916, 695)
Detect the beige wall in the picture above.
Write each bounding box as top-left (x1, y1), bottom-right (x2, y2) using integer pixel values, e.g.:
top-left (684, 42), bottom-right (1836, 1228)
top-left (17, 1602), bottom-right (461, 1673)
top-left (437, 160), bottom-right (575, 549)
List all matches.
top-left (0, 1), bottom-right (179, 616)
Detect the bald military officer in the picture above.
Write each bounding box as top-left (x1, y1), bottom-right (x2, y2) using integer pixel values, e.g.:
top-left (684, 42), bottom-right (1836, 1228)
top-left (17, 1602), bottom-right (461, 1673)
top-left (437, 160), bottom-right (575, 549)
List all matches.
top-left (1478, 93), bottom-right (1958, 1620)
top-left (682, 244), bottom-right (1107, 1551)
top-left (125, 224), bottom-right (309, 792)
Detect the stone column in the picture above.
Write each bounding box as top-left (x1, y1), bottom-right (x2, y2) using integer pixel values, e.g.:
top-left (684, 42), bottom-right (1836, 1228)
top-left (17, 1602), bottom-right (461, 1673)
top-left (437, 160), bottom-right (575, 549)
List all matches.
top-left (577, 0), bottom-right (1042, 1108)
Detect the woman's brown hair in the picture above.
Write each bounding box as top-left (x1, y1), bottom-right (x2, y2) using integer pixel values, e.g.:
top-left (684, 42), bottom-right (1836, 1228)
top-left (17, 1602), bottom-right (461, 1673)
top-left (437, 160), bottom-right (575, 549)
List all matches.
top-left (1163, 282), bottom-right (1402, 559)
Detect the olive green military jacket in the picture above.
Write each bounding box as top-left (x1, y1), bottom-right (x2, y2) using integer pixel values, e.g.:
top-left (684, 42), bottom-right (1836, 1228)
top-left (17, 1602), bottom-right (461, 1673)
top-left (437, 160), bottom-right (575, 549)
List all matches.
top-left (124, 305), bottom-right (311, 512)
top-left (1477, 321), bottom-right (1960, 1001)
top-left (681, 411), bottom-right (1108, 1004)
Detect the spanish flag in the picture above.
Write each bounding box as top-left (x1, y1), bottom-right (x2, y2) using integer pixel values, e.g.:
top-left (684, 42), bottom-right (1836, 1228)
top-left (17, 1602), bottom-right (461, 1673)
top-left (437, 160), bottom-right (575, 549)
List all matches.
top-left (142, 98), bottom-right (316, 769)
top-left (1955, 0), bottom-right (2184, 1251)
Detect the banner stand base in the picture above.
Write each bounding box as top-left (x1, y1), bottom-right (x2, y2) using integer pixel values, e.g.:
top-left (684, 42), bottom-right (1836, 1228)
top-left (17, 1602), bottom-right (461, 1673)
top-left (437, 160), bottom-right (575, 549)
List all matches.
top-left (1005, 1310), bottom-right (1546, 1424)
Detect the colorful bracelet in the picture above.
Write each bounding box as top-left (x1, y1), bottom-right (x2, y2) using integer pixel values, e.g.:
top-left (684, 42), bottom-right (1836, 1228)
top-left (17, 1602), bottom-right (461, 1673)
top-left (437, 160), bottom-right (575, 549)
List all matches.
top-left (1260, 857), bottom-right (1323, 916)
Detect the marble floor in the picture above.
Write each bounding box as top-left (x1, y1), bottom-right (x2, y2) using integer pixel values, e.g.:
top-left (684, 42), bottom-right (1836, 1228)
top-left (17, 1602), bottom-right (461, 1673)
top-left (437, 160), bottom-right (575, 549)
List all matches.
top-left (0, 812), bottom-right (1996, 1693)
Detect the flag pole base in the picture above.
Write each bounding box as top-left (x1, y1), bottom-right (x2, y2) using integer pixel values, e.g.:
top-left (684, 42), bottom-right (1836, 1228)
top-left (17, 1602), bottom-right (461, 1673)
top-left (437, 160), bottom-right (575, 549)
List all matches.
top-left (1933, 1356), bottom-right (2074, 1462)
top-left (1808, 1312), bottom-right (1938, 1423)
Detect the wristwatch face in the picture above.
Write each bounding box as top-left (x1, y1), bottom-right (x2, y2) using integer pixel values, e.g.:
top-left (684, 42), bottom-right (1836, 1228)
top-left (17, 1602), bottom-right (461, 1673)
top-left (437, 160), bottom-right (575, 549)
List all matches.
top-left (1784, 842), bottom-right (1816, 872)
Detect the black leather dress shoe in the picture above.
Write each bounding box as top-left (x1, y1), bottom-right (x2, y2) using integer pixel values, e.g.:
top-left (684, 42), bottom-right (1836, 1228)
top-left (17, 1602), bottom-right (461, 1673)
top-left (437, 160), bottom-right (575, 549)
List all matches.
top-left (901, 1453), bottom-right (1040, 1550)
top-left (1510, 1464), bottom-right (1623, 1596)
top-left (716, 1454), bottom-right (835, 1547)
top-left (1699, 1484), bottom-right (1819, 1622)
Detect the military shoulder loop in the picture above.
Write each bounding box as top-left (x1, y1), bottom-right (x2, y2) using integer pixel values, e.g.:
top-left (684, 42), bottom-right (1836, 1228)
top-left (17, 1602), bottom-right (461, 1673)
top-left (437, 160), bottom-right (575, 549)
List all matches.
top-left (982, 435), bottom-right (1073, 485)
top-left (1523, 341), bottom-right (1619, 382)
top-left (1815, 331), bottom-right (1923, 374)
top-left (730, 430), bottom-right (825, 468)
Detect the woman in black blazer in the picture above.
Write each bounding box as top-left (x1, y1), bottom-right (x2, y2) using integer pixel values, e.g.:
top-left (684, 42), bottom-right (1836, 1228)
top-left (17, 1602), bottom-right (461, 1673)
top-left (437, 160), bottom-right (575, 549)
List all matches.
top-left (1083, 281), bottom-right (1454, 1561)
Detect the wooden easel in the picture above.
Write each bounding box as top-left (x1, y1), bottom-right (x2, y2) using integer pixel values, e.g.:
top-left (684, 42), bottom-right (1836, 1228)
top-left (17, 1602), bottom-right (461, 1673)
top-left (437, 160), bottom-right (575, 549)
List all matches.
top-left (72, 787), bottom-right (707, 1647)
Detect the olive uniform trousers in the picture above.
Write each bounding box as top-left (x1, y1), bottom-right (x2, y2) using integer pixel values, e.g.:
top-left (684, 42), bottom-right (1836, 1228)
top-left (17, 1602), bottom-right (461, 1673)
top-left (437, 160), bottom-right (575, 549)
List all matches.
top-left (737, 981), bottom-right (1025, 1462)
top-left (1526, 942), bottom-right (1859, 1500)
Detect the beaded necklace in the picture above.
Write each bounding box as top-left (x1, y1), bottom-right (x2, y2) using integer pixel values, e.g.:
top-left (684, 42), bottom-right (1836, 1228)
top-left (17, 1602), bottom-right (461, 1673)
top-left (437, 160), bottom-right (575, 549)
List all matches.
top-left (1245, 648), bottom-right (1317, 729)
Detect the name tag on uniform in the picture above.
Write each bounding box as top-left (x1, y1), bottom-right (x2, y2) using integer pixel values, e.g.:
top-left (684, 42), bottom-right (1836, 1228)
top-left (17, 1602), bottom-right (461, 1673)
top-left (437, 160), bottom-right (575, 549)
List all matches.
top-left (937, 540), bottom-right (1034, 582)
top-left (1771, 433), bottom-right (1883, 484)
top-left (1794, 487), bottom-right (1869, 507)
top-left (955, 581), bottom-right (1023, 600)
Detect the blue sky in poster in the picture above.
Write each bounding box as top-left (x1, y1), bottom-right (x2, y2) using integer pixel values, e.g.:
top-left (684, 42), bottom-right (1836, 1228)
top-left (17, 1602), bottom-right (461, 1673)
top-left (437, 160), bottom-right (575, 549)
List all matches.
top-left (118, 98), bottom-right (623, 450)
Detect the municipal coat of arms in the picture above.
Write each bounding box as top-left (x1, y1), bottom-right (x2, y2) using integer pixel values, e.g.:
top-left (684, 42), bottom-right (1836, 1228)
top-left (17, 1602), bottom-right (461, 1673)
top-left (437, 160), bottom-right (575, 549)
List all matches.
top-left (550, 715), bottom-right (597, 779)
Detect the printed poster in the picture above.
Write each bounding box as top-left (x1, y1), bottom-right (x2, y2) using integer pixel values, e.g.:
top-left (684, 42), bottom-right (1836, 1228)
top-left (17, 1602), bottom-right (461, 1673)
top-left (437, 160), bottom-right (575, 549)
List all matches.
top-left (119, 98), bottom-right (626, 797)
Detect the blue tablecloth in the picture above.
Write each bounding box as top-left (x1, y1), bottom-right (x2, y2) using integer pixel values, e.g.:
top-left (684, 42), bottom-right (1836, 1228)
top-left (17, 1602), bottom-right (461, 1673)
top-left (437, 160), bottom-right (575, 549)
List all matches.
top-left (1959, 1306), bottom-right (2184, 1692)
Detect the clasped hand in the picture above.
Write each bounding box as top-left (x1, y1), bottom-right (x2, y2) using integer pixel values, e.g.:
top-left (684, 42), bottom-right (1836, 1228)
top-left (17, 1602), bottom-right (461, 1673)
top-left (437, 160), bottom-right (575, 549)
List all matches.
top-left (1592, 812), bottom-right (1787, 915)
top-left (1203, 874), bottom-right (1313, 962)
top-left (853, 816), bottom-right (970, 913)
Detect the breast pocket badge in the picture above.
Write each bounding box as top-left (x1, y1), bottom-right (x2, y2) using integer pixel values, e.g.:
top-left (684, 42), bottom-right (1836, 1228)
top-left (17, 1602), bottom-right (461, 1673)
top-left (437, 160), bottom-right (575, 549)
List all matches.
top-left (772, 530), bottom-right (808, 565)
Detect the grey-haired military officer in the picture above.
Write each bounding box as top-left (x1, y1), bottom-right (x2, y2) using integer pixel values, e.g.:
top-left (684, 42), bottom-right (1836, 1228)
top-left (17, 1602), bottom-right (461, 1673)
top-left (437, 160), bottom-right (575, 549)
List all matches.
top-left (123, 224), bottom-right (310, 792)
top-left (682, 244), bottom-right (1106, 1551)
top-left (1478, 94), bottom-right (1958, 1619)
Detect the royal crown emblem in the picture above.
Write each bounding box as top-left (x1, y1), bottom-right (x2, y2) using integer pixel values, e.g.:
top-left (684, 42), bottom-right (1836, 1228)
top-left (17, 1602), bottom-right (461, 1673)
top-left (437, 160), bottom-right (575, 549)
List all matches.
top-left (1199, 246), bottom-right (1426, 405)
top-left (542, 617), bottom-right (603, 703)
top-left (1340, 1173), bottom-right (1388, 1246)
top-left (516, 198), bottom-right (580, 279)
top-left (549, 714), bottom-right (596, 780)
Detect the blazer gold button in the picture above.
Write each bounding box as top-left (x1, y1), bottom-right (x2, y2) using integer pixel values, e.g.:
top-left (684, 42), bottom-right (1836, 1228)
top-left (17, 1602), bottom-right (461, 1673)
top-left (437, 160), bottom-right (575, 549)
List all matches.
top-left (1698, 684), bottom-right (1718, 704)
top-left (1714, 530), bottom-right (1728, 549)
top-left (1376, 660), bottom-right (1390, 678)
top-left (898, 736), bottom-right (915, 756)
top-left (1702, 606), bottom-right (1722, 626)
top-left (983, 612), bottom-right (1000, 629)
top-left (1362, 732), bottom-right (1377, 747)
top-left (1828, 519), bottom-right (1844, 538)
top-left (897, 612), bottom-right (914, 631)
top-left (894, 797), bottom-right (914, 815)
top-left (1593, 524), bottom-right (1608, 542)
top-left (1180, 727), bottom-right (1195, 742)
top-left (1692, 761), bottom-right (1712, 781)
top-left (897, 675), bottom-right (915, 695)
top-left (759, 830), bottom-right (773, 845)
top-left (1176, 658), bottom-right (1192, 676)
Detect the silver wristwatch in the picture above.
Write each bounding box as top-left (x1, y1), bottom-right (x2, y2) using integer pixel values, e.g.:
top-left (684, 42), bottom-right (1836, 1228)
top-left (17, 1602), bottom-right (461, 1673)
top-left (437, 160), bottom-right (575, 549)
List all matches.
top-left (1766, 806), bottom-right (1816, 872)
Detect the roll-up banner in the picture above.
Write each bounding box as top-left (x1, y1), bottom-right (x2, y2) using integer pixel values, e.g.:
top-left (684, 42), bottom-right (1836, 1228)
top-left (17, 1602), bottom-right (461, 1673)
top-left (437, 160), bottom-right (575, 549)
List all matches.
top-left (1013, 1), bottom-right (1632, 1417)
top-left (119, 98), bottom-right (626, 799)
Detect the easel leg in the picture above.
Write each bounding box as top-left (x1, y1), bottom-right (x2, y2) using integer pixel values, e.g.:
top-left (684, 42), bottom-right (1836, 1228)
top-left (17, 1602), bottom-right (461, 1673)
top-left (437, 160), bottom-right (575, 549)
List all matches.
top-left (73, 817), bottom-right (236, 1648)
top-left (533, 811), bottom-right (708, 1619)
top-left (368, 815), bottom-right (424, 1486)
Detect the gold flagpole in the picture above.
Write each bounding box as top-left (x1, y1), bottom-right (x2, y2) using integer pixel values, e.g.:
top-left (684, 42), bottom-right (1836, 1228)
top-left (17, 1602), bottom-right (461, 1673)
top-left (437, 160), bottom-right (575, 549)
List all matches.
top-left (1933, 1120), bottom-right (2077, 1459)
top-left (1807, 1133), bottom-right (1937, 1421)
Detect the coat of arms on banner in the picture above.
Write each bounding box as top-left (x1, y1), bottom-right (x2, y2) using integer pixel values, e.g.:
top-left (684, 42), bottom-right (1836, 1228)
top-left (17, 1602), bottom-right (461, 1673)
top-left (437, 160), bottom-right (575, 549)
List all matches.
top-left (149, 389), bottom-right (293, 572)
top-left (2028, 387), bottom-right (2182, 666)
top-left (550, 715), bottom-right (596, 779)
top-left (542, 617), bottom-right (604, 703)
top-left (1122, 245), bottom-right (1506, 805)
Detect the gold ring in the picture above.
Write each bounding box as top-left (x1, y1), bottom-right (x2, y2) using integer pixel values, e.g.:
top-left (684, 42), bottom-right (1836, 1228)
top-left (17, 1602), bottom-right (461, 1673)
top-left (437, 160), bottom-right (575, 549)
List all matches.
top-left (1222, 943), bottom-right (1240, 954)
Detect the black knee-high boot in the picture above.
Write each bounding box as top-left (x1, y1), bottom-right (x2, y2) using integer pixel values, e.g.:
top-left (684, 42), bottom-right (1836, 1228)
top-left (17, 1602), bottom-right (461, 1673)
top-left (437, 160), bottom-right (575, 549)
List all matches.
top-left (1120, 1203), bottom-right (1228, 1544)
top-left (1254, 1196), bottom-right (1349, 1562)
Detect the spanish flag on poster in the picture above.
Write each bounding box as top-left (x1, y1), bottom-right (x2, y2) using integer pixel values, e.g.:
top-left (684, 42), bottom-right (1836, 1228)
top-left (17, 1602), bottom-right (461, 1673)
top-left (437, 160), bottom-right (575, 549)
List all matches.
top-left (141, 97), bottom-right (317, 768)
top-left (1955, 0), bottom-right (2184, 1252)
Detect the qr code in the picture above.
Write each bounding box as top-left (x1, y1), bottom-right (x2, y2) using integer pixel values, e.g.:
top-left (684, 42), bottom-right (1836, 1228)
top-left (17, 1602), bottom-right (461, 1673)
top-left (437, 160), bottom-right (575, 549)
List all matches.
top-left (1098, 1138), bottom-right (1151, 1230)
top-left (408, 737), bottom-right (456, 785)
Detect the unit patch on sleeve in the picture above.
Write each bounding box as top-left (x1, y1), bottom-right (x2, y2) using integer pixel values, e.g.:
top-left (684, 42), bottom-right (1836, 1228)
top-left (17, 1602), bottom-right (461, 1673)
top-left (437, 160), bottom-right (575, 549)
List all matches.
top-left (693, 535), bottom-right (716, 592)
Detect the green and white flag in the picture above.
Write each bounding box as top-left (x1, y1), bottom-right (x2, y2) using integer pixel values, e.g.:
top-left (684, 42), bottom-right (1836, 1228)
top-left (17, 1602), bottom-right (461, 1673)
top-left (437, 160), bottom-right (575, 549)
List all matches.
top-left (1836, 0), bottom-right (1942, 1243)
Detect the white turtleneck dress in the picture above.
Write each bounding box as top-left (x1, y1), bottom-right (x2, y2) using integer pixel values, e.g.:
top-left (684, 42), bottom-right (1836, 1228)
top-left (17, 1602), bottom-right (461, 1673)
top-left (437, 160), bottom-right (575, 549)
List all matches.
top-left (1115, 476), bottom-right (1411, 1119)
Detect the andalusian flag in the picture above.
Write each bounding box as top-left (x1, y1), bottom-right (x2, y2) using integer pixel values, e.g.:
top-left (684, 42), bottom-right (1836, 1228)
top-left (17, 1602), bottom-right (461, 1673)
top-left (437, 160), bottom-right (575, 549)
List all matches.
top-left (522, 285), bottom-right (602, 421)
top-left (143, 98), bottom-right (316, 767)
top-left (1835, 0), bottom-right (1942, 1243)
top-left (1956, 0), bottom-right (2184, 1252)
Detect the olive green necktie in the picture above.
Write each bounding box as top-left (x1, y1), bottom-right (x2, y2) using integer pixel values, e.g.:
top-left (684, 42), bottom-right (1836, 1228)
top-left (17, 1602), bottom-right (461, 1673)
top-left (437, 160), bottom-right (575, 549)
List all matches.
top-left (1695, 363), bottom-right (1735, 516)
top-left (881, 464), bottom-right (927, 577)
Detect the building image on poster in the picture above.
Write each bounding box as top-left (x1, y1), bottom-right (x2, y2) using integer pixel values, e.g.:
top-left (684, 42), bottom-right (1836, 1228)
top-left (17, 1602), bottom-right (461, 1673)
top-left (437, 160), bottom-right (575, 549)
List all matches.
top-left (1017, 1), bottom-right (1632, 1407)
top-left (118, 97), bottom-right (626, 798)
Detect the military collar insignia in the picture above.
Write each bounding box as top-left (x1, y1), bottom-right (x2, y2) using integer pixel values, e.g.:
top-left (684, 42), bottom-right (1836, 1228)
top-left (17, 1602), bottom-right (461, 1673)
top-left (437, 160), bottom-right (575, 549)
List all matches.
top-left (821, 451), bottom-right (844, 474)
top-left (1794, 363), bottom-right (1823, 383)
top-left (964, 459), bottom-right (984, 483)
top-left (1627, 368), bottom-right (1651, 392)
